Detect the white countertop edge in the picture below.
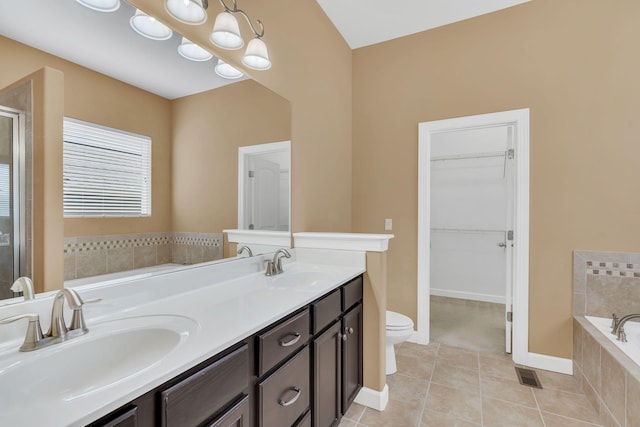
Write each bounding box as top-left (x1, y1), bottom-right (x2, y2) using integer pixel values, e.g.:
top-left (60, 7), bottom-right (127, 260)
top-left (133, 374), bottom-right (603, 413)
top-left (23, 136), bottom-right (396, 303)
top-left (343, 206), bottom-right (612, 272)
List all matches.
top-left (224, 229), bottom-right (291, 247)
top-left (293, 232), bottom-right (394, 252)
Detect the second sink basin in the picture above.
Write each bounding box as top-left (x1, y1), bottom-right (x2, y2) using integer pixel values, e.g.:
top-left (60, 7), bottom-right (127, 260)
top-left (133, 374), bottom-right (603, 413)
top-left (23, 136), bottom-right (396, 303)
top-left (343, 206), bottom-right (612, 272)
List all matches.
top-left (0, 314), bottom-right (199, 415)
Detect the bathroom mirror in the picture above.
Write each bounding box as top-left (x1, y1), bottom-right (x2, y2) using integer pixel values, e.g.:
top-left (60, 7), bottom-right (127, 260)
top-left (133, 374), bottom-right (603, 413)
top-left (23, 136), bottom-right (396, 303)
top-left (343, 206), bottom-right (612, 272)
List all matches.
top-left (0, 0), bottom-right (292, 301)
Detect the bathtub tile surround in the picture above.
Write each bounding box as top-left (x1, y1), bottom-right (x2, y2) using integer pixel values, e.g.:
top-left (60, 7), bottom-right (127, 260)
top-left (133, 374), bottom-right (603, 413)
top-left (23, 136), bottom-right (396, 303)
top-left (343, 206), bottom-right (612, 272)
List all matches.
top-left (573, 251), bottom-right (640, 317)
top-left (573, 317), bottom-right (640, 427)
top-left (64, 232), bottom-right (223, 280)
top-left (340, 342), bottom-right (602, 427)
top-left (573, 250), bottom-right (640, 425)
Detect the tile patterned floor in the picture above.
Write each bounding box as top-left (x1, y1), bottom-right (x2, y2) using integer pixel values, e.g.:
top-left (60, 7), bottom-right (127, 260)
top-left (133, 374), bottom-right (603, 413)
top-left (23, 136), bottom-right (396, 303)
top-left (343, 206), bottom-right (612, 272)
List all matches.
top-left (430, 296), bottom-right (505, 355)
top-left (340, 342), bottom-right (603, 427)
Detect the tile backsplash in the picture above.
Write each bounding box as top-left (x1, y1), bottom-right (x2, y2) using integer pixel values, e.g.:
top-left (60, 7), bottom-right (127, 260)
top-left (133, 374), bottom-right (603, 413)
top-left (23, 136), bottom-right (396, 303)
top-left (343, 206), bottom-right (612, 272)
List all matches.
top-left (573, 251), bottom-right (640, 317)
top-left (64, 232), bottom-right (223, 280)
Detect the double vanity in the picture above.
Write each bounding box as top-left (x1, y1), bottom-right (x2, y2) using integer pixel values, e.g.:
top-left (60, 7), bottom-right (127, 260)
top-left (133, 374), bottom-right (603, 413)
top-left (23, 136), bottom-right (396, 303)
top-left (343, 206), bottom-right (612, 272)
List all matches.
top-left (0, 251), bottom-right (365, 427)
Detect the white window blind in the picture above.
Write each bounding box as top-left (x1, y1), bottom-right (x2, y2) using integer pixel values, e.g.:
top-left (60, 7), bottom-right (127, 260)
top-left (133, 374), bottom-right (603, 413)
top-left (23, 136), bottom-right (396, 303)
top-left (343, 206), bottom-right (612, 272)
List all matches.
top-left (63, 118), bottom-right (151, 217)
top-left (0, 163), bottom-right (9, 217)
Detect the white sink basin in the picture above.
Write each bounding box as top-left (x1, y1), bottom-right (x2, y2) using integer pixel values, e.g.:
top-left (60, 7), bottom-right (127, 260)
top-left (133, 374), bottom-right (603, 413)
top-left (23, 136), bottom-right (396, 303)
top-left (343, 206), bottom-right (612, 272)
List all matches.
top-left (0, 315), bottom-right (198, 414)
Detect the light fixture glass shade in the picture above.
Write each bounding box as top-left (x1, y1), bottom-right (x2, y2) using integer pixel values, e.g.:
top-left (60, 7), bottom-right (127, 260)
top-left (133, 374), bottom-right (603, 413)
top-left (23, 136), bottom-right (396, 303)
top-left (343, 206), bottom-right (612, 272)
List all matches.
top-left (130, 10), bottom-right (173, 41)
top-left (75, 0), bottom-right (120, 12)
top-left (178, 37), bottom-right (213, 61)
top-left (165, 0), bottom-right (207, 25)
top-left (242, 38), bottom-right (271, 70)
top-left (209, 12), bottom-right (244, 50)
top-left (215, 59), bottom-right (244, 79)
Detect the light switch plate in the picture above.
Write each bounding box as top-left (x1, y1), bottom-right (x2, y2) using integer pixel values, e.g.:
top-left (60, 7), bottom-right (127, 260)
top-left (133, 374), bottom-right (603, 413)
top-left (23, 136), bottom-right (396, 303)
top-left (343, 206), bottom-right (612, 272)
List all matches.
top-left (384, 218), bottom-right (392, 231)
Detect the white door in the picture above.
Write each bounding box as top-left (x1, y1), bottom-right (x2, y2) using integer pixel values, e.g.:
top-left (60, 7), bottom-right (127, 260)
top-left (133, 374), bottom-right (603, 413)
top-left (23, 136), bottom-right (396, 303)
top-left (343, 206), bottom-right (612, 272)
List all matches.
top-left (248, 155), bottom-right (280, 230)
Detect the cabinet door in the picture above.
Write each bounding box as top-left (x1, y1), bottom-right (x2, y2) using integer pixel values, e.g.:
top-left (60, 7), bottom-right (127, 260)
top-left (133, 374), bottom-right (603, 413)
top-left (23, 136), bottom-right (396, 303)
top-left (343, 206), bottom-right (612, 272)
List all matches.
top-left (312, 321), bottom-right (341, 427)
top-left (342, 303), bottom-right (363, 414)
top-left (206, 395), bottom-right (250, 427)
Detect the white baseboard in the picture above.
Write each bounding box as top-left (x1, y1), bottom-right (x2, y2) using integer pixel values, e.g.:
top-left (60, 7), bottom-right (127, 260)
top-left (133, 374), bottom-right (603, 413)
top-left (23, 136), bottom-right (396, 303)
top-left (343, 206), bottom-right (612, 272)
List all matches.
top-left (406, 331), bottom-right (421, 344)
top-left (354, 384), bottom-right (389, 411)
top-left (431, 288), bottom-right (505, 304)
top-left (524, 352), bottom-right (573, 375)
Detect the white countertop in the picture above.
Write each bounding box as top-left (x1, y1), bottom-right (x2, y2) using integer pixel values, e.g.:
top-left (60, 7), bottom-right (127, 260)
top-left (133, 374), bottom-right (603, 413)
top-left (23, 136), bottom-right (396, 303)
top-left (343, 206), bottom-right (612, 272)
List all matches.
top-left (0, 255), bottom-right (364, 426)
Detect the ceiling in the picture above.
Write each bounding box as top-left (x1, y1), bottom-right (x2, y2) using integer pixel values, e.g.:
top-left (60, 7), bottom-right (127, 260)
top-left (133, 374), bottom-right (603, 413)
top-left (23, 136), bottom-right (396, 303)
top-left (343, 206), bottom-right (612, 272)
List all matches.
top-left (0, 0), bottom-right (531, 99)
top-left (0, 0), bottom-right (246, 100)
top-left (315, 0), bottom-right (531, 49)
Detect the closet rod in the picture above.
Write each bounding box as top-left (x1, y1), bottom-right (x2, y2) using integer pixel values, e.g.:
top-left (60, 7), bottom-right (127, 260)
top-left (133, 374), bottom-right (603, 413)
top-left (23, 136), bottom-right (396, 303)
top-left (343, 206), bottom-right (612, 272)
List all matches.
top-left (431, 150), bottom-right (506, 162)
top-left (431, 227), bottom-right (505, 234)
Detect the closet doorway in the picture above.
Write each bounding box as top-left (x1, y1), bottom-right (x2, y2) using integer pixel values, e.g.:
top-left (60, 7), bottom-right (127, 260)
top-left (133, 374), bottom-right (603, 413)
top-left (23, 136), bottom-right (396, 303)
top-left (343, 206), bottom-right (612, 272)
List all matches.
top-left (417, 109), bottom-right (530, 363)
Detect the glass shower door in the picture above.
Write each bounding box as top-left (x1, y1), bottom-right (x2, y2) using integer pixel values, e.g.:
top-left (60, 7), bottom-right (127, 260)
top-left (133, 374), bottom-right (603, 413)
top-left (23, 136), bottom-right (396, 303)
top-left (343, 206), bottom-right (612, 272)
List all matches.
top-left (0, 108), bottom-right (22, 299)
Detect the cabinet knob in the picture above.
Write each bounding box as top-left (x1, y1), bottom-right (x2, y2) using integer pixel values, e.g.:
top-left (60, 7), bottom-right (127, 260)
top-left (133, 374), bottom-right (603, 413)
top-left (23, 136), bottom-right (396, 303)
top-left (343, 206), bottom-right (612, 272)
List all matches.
top-left (341, 333), bottom-right (347, 342)
top-left (345, 327), bottom-right (354, 335)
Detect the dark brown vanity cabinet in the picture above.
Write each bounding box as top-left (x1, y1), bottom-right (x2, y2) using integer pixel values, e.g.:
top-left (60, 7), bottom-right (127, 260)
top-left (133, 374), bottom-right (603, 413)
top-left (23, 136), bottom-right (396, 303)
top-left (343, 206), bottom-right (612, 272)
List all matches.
top-left (312, 276), bottom-right (363, 427)
top-left (87, 275), bottom-right (363, 427)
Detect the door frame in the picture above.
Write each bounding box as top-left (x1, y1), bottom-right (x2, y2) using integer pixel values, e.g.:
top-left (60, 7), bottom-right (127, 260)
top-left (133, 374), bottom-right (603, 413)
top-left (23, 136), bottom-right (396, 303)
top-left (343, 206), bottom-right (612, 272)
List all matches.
top-left (417, 109), bottom-right (530, 365)
top-left (0, 106), bottom-right (26, 280)
top-left (237, 140), bottom-right (291, 231)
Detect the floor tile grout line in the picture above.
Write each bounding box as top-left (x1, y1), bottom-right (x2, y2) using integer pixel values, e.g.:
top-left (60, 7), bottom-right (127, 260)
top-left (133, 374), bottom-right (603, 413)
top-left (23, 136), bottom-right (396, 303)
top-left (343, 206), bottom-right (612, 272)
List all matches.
top-left (531, 386), bottom-right (547, 427)
top-left (477, 351), bottom-right (484, 427)
top-left (416, 342), bottom-right (439, 427)
top-left (538, 410), bottom-right (603, 427)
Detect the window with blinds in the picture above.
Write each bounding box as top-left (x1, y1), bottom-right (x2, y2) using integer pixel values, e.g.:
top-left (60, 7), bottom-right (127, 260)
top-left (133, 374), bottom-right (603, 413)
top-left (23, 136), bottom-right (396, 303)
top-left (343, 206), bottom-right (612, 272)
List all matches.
top-left (63, 118), bottom-right (151, 217)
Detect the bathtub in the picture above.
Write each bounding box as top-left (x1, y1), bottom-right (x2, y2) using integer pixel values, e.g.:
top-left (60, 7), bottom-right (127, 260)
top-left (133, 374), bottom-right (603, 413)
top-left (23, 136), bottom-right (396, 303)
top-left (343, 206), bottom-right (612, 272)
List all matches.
top-left (585, 315), bottom-right (640, 365)
top-left (585, 316), bottom-right (640, 365)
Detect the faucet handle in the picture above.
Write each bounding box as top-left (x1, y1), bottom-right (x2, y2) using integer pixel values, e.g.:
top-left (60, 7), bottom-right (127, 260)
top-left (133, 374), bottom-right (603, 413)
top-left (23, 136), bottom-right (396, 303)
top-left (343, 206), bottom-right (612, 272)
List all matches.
top-left (68, 293), bottom-right (98, 334)
top-left (611, 313), bottom-right (619, 333)
top-left (0, 313), bottom-right (44, 352)
top-left (265, 260), bottom-right (277, 276)
top-left (617, 327), bottom-right (627, 343)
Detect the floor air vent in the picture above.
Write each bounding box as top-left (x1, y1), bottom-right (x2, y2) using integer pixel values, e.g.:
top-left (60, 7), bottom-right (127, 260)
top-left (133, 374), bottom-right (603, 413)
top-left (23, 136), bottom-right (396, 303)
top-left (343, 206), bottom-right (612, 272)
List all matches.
top-left (515, 367), bottom-right (542, 389)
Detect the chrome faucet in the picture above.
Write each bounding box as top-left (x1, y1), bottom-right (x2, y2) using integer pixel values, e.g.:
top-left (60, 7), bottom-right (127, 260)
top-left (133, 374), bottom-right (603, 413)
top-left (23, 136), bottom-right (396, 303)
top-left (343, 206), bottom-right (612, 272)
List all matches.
top-left (265, 248), bottom-right (291, 276)
top-left (611, 313), bottom-right (640, 342)
top-left (0, 288), bottom-right (90, 352)
top-left (10, 277), bottom-right (35, 301)
top-left (238, 245), bottom-right (253, 257)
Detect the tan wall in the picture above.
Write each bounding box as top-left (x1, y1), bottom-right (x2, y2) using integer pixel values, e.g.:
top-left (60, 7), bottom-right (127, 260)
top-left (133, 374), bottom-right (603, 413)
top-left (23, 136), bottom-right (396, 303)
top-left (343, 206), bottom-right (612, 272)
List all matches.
top-left (0, 36), bottom-right (173, 237)
top-left (128, 0), bottom-right (353, 233)
top-left (0, 68), bottom-right (65, 293)
top-left (352, 0), bottom-right (640, 359)
top-left (171, 80), bottom-right (291, 234)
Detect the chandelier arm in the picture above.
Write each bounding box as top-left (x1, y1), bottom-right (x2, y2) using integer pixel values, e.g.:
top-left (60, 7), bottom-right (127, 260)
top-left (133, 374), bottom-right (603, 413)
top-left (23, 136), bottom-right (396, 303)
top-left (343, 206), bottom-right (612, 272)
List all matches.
top-left (217, 0), bottom-right (265, 38)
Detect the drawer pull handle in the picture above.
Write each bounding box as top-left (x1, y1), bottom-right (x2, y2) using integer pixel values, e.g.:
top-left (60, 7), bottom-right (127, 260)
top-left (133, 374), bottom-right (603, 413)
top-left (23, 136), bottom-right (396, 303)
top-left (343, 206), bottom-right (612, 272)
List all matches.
top-left (278, 386), bottom-right (301, 407)
top-left (279, 332), bottom-right (301, 347)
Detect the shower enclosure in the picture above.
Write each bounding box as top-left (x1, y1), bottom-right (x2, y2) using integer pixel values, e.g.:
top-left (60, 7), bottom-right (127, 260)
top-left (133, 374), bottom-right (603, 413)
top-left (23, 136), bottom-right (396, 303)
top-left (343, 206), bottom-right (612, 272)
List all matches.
top-left (0, 106), bottom-right (26, 299)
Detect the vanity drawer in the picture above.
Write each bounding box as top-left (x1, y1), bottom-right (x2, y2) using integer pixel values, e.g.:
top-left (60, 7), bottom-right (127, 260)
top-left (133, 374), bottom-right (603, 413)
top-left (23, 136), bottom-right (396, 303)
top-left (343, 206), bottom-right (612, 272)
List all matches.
top-left (161, 345), bottom-right (249, 427)
top-left (258, 346), bottom-right (310, 427)
top-left (257, 309), bottom-right (310, 376)
top-left (342, 276), bottom-right (363, 312)
top-left (312, 289), bottom-right (341, 334)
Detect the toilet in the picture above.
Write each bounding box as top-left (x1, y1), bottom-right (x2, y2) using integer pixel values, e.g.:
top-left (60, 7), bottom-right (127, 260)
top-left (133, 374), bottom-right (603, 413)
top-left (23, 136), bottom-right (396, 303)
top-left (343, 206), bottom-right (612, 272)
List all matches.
top-left (385, 310), bottom-right (414, 375)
